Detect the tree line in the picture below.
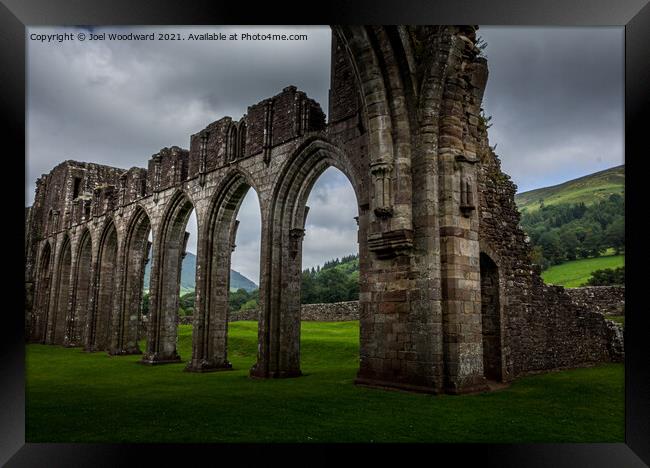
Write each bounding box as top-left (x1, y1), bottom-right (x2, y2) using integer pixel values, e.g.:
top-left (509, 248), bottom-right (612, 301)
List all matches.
top-left (520, 193), bottom-right (624, 270)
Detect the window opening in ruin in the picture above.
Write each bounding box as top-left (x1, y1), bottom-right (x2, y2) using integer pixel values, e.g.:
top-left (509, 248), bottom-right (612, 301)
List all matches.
top-left (73, 177), bottom-right (82, 199)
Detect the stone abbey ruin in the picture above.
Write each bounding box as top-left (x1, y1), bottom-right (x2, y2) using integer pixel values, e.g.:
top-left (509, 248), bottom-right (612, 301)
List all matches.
top-left (24, 26), bottom-right (623, 394)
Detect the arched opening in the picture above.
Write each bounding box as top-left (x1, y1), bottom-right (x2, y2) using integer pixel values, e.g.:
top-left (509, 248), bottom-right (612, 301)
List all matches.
top-left (51, 236), bottom-right (72, 345)
top-left (141, 230), bottom-right (153, 342)
top-left (142, 192), bottom-right (195, 364)
top-left (252, 139), bottom-right (364, 379)
top-left (88, 220), bottom-right (118, 351)
top-left (480, 252), bottom-right (502, 382)
top-left (237, 122), bottom-right (247, 159)
top-left (300, 166), bottom-right (360, 370)
top-left (229, 188), bottom-right (261, 321)
top-left (227, 124), bottom-right (238, 162)
top-left (187, 172), bottom-right (261, 372)
top-left (69, 229), bottom-right (92, 346)
top-left (111, 207), bottom-right (151, 355)
top-left (33, 242), bottom-right (52, 342)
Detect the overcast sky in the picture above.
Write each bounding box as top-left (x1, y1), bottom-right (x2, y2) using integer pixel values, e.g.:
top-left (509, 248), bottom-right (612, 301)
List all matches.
top-left (26, 25), bottom-right (624, 283)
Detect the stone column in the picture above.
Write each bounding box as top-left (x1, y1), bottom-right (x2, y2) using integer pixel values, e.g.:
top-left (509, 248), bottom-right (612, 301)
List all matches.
top-left (140, 226), bottom-right (183, 364)
top-left (437, 32), bottom-right (488, 394)
top-left (250, 211), bottom-right (303, 379)
top-left (109, 236), bottom-right (143, 355)
top-left (186, 221), bottom-right (233, 373)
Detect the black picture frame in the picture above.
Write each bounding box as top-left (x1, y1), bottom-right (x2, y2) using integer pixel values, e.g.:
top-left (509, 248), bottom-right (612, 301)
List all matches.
top-left (3, 0), bottom-right (649, 465)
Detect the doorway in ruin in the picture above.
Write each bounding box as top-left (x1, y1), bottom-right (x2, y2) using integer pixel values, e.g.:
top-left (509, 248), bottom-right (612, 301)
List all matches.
top-left (480, 252), bottom-right (502, 382)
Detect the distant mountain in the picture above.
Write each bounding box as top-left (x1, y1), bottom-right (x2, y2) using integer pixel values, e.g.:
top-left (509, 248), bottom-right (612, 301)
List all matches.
top-left (143, 252), bottom-right (258, 293)
top-left (515, 165), bottom-right (624, 213)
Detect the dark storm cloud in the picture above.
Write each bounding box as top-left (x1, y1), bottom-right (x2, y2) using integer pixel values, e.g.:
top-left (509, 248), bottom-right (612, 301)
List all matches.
top-left (478, 26), bottom-right (624, 192)
top-left (26, 26), bottom-right (332, 203)
top-left (27, 26), bottom-right (623, 280)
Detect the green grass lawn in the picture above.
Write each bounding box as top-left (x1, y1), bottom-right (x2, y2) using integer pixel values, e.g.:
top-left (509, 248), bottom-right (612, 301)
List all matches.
top-left (541, 254), bottom-right (624, 288)
top-left (26, 322), bottom-right (623, 443)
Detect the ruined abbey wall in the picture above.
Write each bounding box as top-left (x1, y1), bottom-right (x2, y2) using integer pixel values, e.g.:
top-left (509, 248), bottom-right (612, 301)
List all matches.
top-left (25, 25), bottom-right (623, 395)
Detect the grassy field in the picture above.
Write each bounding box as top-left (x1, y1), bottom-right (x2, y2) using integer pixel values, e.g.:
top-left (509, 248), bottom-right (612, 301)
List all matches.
top-left (541, 254), bottom-right (624, 288)
top-left (515, 165), bottom-right (624, 213)
top-left (26, 322), bottom-right (623, 443)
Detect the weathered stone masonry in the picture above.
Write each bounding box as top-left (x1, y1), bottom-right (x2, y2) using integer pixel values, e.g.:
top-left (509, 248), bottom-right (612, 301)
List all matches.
top-left (24, 26), bottom-right (623, 395)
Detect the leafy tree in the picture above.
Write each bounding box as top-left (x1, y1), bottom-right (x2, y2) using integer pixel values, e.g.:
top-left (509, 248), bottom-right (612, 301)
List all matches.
top-left (519, 194), bottom-right (624, 269)
top-left (605, 217), bottom-right (625, 255)
top-left (584, 267), bottom-right (625, 286)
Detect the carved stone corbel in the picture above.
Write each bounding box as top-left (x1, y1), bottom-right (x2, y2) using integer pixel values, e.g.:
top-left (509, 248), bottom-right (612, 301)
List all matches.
top-left (371, 161), bottom-right (393, 219)
top-left (289, 228), bottom-right (305, 259)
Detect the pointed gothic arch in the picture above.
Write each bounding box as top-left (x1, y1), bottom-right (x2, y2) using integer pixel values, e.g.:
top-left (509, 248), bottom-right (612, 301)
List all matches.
top-left (50, 235), bottom-right (72, 345)
top-left (87, 219), bottom-right (119, 351)
top-left (141, 191), bottom-right (194, 364)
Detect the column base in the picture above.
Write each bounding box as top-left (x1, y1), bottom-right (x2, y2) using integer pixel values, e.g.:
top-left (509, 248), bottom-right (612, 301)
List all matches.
top-left (185, 359), bottom-right (233, 373)
top-left (108, 346), bottom-right (142, 356)
top-left (139, 352), bottom-right (182, 365)
top-left (249, 364), bottom-right (302, 379)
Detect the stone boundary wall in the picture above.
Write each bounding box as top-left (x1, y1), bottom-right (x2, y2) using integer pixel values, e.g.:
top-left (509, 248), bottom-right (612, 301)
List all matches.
top-left (146, 301), bottom-right (361, 329)
top-left (565, 286), bottom-right (625, 316)
top-left (229, 301), bottom-right (360, 322)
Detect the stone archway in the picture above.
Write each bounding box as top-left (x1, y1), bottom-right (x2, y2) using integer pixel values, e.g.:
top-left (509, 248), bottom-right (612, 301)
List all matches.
top-left (251, 139), bottom-right (365, 379)
top-left (141, 191), bottom-right (194, 364)
top-left (480, 252), bottom-right (503, 382)
top-left (50, 236), bottom-right (72, 345)
top-left (87, 220), bottom-right (118, 351)
top-left (187, 169), bottom-right (260, 372)
top-left (110, 206), bottom-right (151, 355)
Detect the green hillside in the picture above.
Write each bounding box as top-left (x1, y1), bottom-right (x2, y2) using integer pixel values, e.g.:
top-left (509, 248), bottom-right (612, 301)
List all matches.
top-left (515, 165), bottom-right (624, 213)
top-left (541, 254), bottom-right (624, 288)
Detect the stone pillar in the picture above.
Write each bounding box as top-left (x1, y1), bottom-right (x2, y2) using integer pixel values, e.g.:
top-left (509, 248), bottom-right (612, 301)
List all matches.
top-left (140, 226), bottom-right (182, 365)
top-left (109, 236), bottom-right (144, 356)
top-left (186, 221), bottom-right (233, 373)
top-left (250, 212), bottom-right (303, 379)
top-left (63, 241), bottom-right (80, 348)
top-left (437, 33), bottom-right (488, 394)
